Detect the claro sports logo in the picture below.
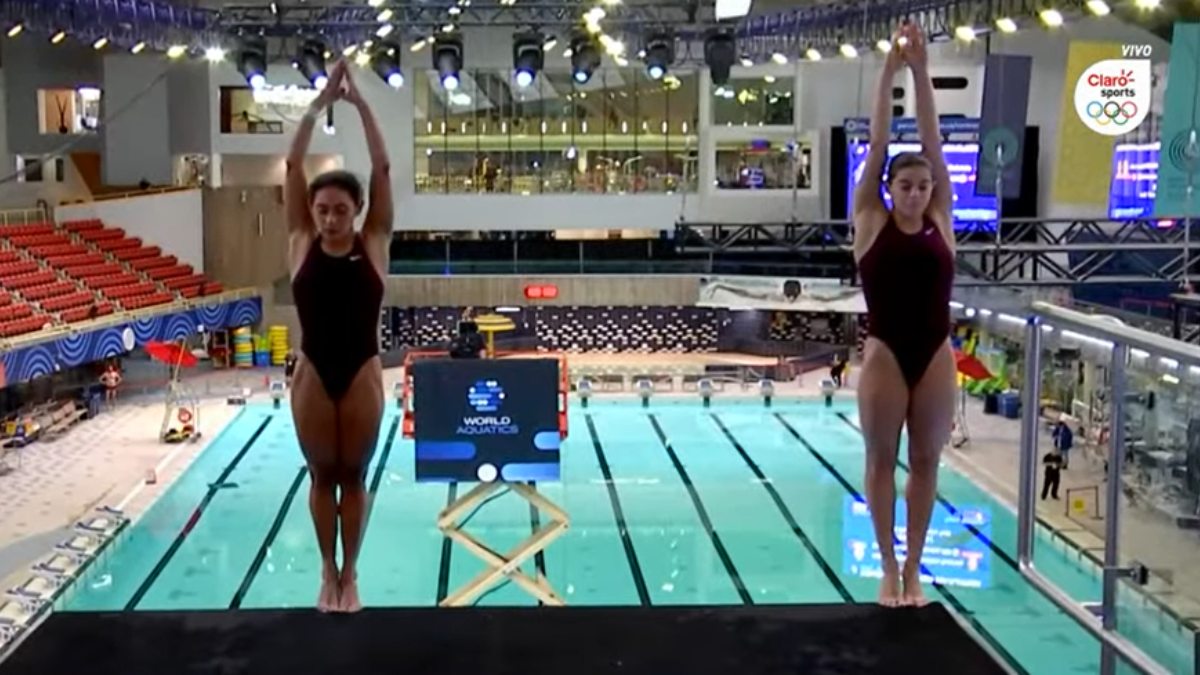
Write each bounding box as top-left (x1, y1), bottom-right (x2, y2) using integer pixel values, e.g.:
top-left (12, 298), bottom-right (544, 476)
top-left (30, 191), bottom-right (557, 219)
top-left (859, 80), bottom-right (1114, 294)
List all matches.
top-left (1074, 58), bottom-right (1150, 137)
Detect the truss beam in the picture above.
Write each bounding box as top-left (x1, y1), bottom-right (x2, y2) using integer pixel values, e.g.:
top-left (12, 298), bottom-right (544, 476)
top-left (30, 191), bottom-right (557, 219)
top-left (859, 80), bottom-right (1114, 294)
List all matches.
top-left (676, 219), bottom-right (1200, 287)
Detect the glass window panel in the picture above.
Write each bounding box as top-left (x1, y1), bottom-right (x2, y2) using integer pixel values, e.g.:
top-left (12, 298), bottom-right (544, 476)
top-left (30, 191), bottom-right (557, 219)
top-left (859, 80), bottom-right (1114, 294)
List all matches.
top-left (667, 71), bottom-right (699, 192)
top-left (635, 68), bottom-right (671, 193)
top-left (413, 71), bottom-right (448, 193)
top-left (714, 138), bottom-right (813, 190)
top-left (712, 76), bottom-right (794, 127)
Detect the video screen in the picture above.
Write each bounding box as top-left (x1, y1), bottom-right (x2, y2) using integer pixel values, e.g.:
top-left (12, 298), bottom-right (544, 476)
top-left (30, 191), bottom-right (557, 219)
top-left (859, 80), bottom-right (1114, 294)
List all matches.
top-left (846, 141), bottom-right (999, 229)
top-left (842, 496), bottom-right (992, 589)
top-left (1109, 142), bottom-right (1159, 220)
top-left (412, 358), bottom-right (561, 483)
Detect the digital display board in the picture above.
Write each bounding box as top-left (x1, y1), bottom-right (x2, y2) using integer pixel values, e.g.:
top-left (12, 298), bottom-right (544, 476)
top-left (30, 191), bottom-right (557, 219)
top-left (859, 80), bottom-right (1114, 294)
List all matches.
top-left (846, 141), bottom-right (999, 229)
top-left (842, 496), bottom-right (992, 589)
top-left (412, 358), bottom-right (561, 483)
top-left (1109, 142), bottom-right (1160, 220)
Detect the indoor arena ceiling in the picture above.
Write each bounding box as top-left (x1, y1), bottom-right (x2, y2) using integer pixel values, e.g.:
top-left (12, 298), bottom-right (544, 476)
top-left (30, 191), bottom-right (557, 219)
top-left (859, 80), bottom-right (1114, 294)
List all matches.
top-left (1, 1), bottom-right (1195, 59)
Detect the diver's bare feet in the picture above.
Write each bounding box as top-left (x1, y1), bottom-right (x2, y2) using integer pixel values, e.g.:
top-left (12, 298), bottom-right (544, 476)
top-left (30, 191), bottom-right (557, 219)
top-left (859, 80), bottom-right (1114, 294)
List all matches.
top-left (337, 570), bottom-right (362, 613)
top-left (317, 564), bottom-right (340, 613)
top-left (901, 563), bottom-right (929, 607)
top-left (878, 559), bottom-right (903, 607)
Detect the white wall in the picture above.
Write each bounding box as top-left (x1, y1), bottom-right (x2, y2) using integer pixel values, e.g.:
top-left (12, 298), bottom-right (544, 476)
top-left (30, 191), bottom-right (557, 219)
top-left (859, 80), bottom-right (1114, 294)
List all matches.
top-left (53, 189), bottom-right (205, 272)
top-left (0, 69), bottom-right (92, 209)
top-left (219, 153), bottom-right (342, 187)
top-left (102, 55), bottom-right (173, 186)
top-left (167, 61), bottom-right (213, 156)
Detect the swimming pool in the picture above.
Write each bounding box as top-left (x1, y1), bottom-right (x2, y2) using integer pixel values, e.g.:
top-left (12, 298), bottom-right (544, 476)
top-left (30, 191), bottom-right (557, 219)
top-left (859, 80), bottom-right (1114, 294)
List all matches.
top-left (55, 400), bottom-right (1195, 674)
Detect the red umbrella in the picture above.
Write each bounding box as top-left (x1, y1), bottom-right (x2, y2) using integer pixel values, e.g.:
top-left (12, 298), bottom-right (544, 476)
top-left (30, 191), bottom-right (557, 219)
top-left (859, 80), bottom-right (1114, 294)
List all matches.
top-left (145, 340), bottom-right (198, 368)
top-left (955, 350), bottom-right (992, 380)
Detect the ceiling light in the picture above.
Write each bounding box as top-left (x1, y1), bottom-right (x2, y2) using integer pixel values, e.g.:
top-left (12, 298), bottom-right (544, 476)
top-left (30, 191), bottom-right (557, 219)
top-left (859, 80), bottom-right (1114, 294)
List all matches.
top-left (1039, 9), bottom-right (1064, 27)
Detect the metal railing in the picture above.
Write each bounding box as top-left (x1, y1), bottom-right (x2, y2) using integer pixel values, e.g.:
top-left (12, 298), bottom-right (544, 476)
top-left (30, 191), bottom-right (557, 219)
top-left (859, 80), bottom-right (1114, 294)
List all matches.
top-left (1020, 301), bottom-right (1200, 675)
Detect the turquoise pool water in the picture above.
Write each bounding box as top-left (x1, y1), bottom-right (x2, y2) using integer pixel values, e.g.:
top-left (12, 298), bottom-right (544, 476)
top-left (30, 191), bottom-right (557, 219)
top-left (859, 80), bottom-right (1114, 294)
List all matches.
top-left (56, 400), bottom-right (1195, 674)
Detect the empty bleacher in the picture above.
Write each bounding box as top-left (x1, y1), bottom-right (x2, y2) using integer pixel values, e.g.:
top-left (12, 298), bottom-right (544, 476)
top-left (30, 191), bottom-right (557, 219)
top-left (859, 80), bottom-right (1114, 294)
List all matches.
top-left (0, 218), bottom-right (223, 339)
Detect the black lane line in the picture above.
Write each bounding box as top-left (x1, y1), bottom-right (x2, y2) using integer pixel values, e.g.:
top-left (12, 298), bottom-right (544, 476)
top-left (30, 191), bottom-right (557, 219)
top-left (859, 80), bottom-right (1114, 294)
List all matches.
top-left (584, 414), bottom-right (650, 606)
top-left (647, 413), bottom-right (753, 605)
top-left (125, 415), bottom-right (272, 611)
top-left (366, 416), bottom-right (401, 495)
top-left (435, 482), bottom-right (458, 605)
top-left (834, 413), bottom-right (1023, 573)
top-left (362, 416), bottom-right (401, 531)
top-left (228, 466), bottom-right (306, 609)
top-left (774, 413), bottom-right (1027, 675)
top-left (529, 481), bottom-right (547, 607)
top-left (710, 413), bottom-right (854, 603)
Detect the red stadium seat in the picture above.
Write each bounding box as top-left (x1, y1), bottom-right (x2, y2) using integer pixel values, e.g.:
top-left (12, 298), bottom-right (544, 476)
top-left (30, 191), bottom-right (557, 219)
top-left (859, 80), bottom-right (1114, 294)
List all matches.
top-left (132, 255), bottom-right (176, 271)
top-left (118, 246), bottom-right (160, 261)
top-left (60, 301), bottom-right (114, 323)
top-left (97, 236), bottom-right (142, 252)
top-left (79, 227), bottom-right (124, 242)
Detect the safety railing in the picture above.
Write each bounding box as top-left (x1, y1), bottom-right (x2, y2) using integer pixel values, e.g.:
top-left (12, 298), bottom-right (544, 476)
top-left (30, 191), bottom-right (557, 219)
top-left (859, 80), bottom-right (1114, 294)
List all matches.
top-left (1020, 301), bottom-right (1200, 675)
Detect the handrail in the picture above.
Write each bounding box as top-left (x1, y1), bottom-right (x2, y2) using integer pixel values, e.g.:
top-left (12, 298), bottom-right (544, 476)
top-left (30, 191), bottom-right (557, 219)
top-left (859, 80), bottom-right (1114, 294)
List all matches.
top-left (1019, 310), bottom-right (1171, 675)
top-left (1031, 301), bottom-right (1200, 366)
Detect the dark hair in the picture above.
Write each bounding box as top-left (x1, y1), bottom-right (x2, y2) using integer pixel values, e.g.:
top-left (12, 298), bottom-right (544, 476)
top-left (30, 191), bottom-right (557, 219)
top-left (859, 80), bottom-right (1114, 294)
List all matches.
top-left (308, 170), bottom-right (364, 207)
top-left (886, 152), bottom-right (932, 183)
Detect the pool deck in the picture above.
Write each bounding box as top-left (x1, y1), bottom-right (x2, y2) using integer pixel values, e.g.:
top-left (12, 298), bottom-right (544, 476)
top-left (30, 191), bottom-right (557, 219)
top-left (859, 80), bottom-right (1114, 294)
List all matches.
top-left (1, 354), bottom-right (1198, 635)
top-left (0, 603), bottom-right (1006, 675)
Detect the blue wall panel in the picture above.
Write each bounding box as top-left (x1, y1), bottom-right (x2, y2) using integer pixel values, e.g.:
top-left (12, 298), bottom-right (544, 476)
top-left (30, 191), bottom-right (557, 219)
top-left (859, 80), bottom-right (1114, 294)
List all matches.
top-left (0, 297), bottom-right (261, 387)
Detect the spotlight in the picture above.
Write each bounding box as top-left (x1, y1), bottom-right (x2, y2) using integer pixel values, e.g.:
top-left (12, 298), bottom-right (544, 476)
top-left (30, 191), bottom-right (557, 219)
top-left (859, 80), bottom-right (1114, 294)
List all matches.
top-left (130, 41), bottom-right (146, 54)
top-left (237, 36), bottom-right (268, 90)
top-left (739, 57), bottom-right (754, 67)
top-left (839, 43), bottom-right (858, 59)
top-left (954, 25), bottom-right (976, 42)
top-left (876, 38), bottom-right (892, 53)
top-left (372, 41), bottom-right (404, 89)
top-left (433, 35), bottom-right (463, 90)
top-left (703, 30), bottom-right (736, 86)
top-left (643, 32), bottom-right (673, 80)
top-left (1135, 0), bottom-right (1161, 9)
top-left (298, 39), bottom-right (329, 88)
top-left (376, 24), bottom-right (395, 39)
top-left (569, 33), bottom-right (600, 84)
top-left (205, 46), bottom-right (226, 63)
top-left (1039, 8), bottom-right (1064, 27)
top-left (995, 17), bottom-right (1018, 33)
top-left (512, 31), bottom-right (544, 88)
top-left (1086, 0), bottom-right (1111, 15)
top-left (50, 30), bottom-right (66, 44)
top-left (771, 52), bottom-right (788, 64)
top-left (805, 47), bottom-right (821, 61)
top-left (167, 44), bottom-right (188, 59)
top-left (6, 23), bottom-right (22, 38)
top-left (93, 37), bottom-right (109, 50)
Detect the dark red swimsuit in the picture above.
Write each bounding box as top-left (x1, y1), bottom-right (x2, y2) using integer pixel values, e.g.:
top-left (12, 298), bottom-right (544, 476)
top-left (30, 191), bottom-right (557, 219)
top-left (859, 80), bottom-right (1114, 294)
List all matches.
top-left (858, 216), bottom-right (955, 389)
top-left (291, 234), bottom-right (384, 401)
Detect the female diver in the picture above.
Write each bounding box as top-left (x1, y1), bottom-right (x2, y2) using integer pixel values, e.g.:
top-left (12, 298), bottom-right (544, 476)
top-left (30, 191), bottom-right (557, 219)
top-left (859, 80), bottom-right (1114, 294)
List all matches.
top-left (286, 60), bottom-right (393, 613)
top-left (853, 23), bottom-right (956, 607)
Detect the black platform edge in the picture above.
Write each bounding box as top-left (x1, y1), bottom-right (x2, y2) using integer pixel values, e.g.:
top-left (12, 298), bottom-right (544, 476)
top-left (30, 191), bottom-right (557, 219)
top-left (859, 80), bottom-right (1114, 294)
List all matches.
top-left (1, 603), bottom-right (1008, 675)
